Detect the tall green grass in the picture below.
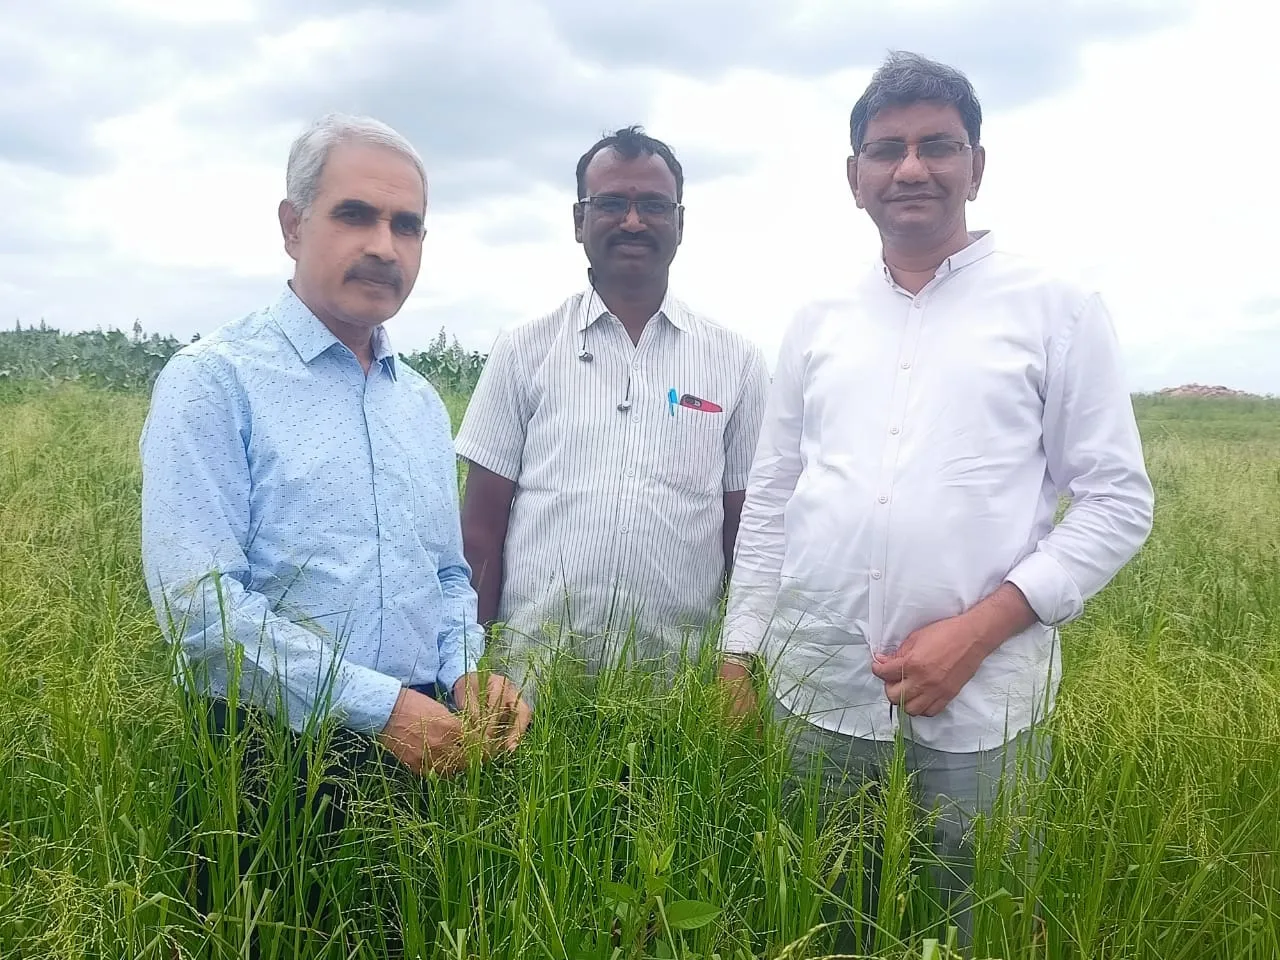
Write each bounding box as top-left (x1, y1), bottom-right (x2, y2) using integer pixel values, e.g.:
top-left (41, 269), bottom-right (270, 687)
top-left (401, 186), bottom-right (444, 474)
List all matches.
top-left (1, 383), bottom-right (1277, 959)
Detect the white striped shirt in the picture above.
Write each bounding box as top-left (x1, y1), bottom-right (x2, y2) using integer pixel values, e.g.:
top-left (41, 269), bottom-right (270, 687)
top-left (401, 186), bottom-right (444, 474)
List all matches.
top-left (455, 287), bottom-right (769, 684)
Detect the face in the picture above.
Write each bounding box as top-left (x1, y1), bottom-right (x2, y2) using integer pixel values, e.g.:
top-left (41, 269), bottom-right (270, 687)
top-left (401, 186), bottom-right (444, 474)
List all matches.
top-left (279, 141), bottom-right (425, 333)
top-left (847, 101), bottom-right (985, 246)
top-left (574, 148), bottom-right (682, 285)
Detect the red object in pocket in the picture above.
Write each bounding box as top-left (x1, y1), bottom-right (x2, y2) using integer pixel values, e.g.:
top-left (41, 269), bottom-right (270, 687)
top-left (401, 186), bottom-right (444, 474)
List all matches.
top-left (679, 394), bottom-right (723, 413)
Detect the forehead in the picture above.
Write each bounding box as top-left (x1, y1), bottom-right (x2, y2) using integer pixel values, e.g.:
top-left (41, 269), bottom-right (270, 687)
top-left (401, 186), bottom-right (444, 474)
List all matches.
top-left (315, 141), bottom-right (426, 210)
top-left (583, 148), bottom-right (677, 199)
top-left (864, 101), bottom-right (969, 141)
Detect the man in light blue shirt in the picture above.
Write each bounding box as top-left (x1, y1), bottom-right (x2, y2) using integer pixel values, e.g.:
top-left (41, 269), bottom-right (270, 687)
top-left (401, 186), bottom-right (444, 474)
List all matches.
top-left (140, 113), bottom-right (530, 780)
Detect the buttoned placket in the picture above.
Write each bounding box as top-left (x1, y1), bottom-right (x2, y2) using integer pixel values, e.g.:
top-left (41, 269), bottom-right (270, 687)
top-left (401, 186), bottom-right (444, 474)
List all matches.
top-left (867, 275), bottom-right (953, 660)
top-left (615, 316), bottom-right (665, 540)
top-left (357, 353), bottom-right (390, 656)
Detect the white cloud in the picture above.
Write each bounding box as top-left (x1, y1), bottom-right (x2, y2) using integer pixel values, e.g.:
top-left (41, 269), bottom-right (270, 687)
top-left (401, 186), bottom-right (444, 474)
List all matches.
top-left (645, 0), bottom-right (1280, 391)
top-left (2, 0), bottom-right (1277, 393)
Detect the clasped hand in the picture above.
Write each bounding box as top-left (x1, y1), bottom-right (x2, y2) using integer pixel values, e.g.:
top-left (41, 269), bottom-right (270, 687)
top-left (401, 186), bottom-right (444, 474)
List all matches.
top-left (377, 672), bottom-right (531, 777)
top-left (869, 613), bottom-right (989, 718)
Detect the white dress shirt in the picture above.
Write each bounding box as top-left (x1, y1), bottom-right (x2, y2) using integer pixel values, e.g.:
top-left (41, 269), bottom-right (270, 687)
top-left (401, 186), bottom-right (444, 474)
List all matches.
top-left (722, 231), bottom-right (1154, 752)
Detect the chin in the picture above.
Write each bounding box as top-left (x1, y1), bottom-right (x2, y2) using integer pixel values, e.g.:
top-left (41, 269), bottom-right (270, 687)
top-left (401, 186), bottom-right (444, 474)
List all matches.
top-left (883, 215), bottom-right (944, 237)
top-left (345, 291), bottom-right (405, 324)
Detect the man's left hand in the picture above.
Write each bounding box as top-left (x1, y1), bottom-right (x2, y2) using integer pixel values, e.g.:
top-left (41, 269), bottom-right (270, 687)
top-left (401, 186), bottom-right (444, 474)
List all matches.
top-left (870, 583), bottom-right (1038, 717)
top-left (869, 616), bottom-right (988, 717)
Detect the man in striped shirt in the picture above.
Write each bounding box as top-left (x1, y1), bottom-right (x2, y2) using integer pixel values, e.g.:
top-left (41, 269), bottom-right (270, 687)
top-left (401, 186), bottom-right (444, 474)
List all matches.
top-left (455, 126), bottom-right (769, 703)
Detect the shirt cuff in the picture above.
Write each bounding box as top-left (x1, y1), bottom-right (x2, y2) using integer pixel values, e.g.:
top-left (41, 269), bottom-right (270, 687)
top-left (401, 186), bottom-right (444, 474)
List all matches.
top-left (336, 666), bottom-right (404, 736)
top-left (1005, 550), bottom-right (1083, 627)
top-left (720, 617), bottom-right (769, 657)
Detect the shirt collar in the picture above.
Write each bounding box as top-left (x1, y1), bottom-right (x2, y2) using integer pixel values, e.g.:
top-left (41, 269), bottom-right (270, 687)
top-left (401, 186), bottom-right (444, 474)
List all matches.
top-left (371, 326), bottom-right (398, 379)
top-left (272, 282), bottom-right (398, 379)
top-left (877, 229), bottom-right (996, 286)
top-left (573, 284), bottom-right (688, 333)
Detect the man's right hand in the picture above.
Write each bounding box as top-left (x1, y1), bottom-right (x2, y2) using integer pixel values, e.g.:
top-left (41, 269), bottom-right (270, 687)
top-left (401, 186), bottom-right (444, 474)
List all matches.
top-left (377, 687), bottom-right (469, 777)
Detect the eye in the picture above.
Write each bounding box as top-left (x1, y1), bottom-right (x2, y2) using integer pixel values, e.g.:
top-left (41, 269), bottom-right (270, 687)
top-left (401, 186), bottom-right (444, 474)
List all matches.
top-left (593, 196), bottom-right (629, 215)
top-left (392, 216), bottom-right (423, 236)
top-left (920, 141), bottom-right (963, 159)
top-left (335, 206), bottom-right (374, 224)
top-left (862, 141), bottom-right (906, 163)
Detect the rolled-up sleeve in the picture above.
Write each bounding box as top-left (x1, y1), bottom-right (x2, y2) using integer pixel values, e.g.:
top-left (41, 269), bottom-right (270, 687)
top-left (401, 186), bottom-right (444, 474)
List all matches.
top-left (1005, 292), bottom-right (1155, 626)
top-left (140, 352), bottom-right (403, 734)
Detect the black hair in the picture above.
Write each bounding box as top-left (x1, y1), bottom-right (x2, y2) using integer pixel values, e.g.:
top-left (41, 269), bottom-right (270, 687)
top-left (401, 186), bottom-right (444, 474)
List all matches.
top-left (575, 125), bottom-right (684, 202)
top-left (849, 51), bottom-right (983, 151)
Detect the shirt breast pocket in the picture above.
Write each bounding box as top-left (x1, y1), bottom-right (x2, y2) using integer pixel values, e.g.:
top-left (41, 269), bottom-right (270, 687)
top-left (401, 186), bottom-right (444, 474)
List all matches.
top-left (657, 406), bottom-right (725, 497)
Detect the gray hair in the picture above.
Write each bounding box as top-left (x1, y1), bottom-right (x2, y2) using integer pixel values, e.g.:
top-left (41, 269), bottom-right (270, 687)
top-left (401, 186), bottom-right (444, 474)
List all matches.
top-left (285, 113), bottom-right (427, 217)
top-left (849, 51), bottom-right (983, 151)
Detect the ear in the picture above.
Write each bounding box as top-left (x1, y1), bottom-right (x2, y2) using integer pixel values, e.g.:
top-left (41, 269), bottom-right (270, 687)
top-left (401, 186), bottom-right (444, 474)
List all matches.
top-left (968, 144), bottom-right (986, 201)
top-left (846, 155), bottom-right (865, 209)
top-left (573, 201), bottom-right (586, 244)
top-left (279, 199), bottom-right (302, 260)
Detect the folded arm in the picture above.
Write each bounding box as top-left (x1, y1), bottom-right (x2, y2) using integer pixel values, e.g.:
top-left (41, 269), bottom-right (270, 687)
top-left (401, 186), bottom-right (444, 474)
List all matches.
top-left (1004, 292), bottom-right (1155, 627)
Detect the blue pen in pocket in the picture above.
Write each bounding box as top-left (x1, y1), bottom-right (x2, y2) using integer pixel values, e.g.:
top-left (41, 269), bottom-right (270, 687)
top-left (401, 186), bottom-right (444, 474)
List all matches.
top-left (667, 388), bottom-right (678, 416)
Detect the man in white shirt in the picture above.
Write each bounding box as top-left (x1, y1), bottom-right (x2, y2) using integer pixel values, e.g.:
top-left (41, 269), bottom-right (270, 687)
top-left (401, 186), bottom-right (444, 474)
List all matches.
top-left (718, 52), bottom-right (1154, 947)
top-left (456, 126), bottom-right (769, 705)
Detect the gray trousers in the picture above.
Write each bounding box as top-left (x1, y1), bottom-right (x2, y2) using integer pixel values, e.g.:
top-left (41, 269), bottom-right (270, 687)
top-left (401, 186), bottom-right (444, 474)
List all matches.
top-left (772, 696), bottom-right (1050, 954)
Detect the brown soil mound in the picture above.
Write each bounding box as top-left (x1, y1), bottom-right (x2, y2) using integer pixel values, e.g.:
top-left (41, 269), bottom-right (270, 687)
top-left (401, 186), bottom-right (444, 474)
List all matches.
top-left (1157, 383), bottom-right (1258, 399)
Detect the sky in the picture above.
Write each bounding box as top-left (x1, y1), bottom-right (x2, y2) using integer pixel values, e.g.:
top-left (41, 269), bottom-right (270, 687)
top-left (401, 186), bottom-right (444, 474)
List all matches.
top-left (4, 0), bottom-right (1279, 395)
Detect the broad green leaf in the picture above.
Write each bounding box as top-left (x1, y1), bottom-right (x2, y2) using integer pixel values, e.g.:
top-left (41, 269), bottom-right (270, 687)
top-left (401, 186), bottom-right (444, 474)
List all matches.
top-left (663, 900), bottom-right (721, 931)
top-left (601, 880), bottom-right (639, 905)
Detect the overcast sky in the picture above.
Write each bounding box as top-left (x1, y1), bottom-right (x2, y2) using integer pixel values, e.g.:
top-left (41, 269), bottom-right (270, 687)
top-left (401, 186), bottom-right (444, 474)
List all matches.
top-left (4, 0), bottom-right (1278, 394)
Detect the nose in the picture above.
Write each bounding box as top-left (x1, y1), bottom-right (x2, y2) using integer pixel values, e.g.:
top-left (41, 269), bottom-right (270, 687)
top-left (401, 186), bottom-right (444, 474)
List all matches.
top-left (619, 202), bottom-right (645, 231)
top-left (893, 145), bottom-right (930, 183)
top-left (364, 217), bottom-right (397, 261)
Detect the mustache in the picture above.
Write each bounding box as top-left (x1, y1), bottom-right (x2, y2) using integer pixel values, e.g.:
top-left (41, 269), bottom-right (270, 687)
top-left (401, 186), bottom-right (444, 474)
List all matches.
top-left (345, 259), bottom-right (403, 288)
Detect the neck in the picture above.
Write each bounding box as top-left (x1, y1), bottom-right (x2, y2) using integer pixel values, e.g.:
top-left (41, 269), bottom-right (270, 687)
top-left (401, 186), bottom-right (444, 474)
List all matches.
top-left (290, 279), bottom-right (376, 373)
top-left (882, 223), bottom-right (974, 295)
top-left (593, 273), bottom-right (667, 341)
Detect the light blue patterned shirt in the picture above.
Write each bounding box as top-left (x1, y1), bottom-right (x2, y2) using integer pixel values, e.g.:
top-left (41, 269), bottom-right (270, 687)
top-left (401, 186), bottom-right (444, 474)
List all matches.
top-left (139, 284), bottom-right (483, 734)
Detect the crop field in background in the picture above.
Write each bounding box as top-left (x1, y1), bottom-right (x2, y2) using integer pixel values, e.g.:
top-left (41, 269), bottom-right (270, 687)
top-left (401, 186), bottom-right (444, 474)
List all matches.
top-left (0, 326), bottom-right (1278, 959)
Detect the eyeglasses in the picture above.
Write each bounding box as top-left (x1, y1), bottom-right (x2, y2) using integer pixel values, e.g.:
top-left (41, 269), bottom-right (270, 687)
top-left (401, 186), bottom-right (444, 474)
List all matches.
top-left (858, 139), bottom-right (972, 170)
top-left (580, 195), bottom-right (680, 222)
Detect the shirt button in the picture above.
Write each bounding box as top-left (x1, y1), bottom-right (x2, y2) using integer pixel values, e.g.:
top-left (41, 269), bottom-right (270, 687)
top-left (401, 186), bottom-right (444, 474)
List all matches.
top-left (878, 495), bottom-right (888, 504)
top-left (889, 426), bottom-right (900, 435)
top-left (619, 525), bottom-right (629, 534)
top-left (632, 414), bottom-right (640, 423)
top-left (871, 569), bottom-right (882, 580)
top-left (382, 528), bottom-right (392, 542)
top-left (626, 467), bottom-right (636, 477)
top-left (900, 361), bottom-right (911, 370)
